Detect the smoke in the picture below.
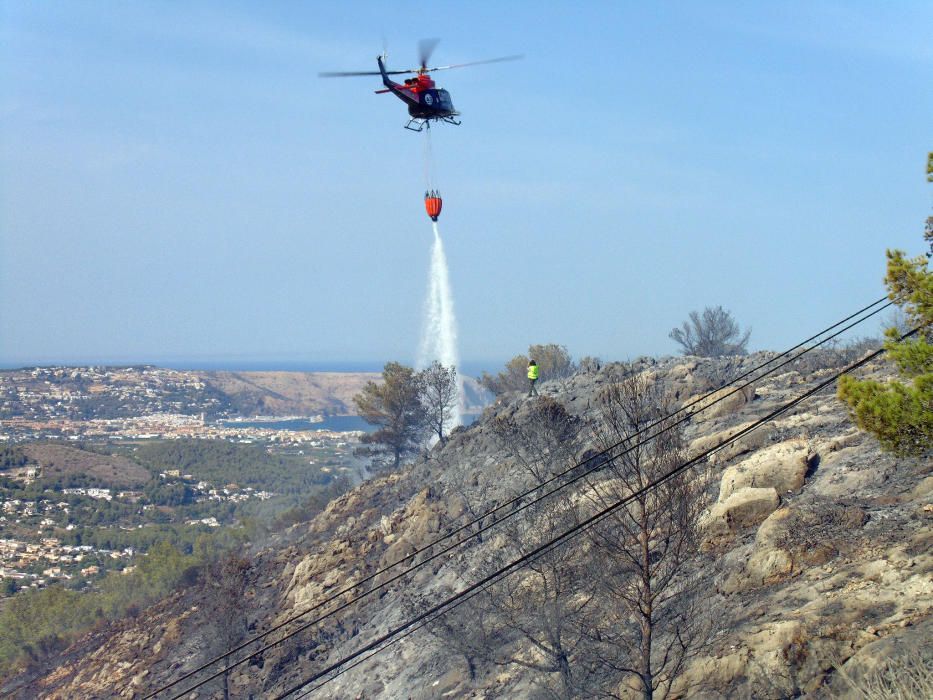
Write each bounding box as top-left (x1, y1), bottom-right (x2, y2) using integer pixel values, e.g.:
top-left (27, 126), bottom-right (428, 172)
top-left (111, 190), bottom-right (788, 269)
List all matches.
top-left (418, 222), bottom-right (462, 427)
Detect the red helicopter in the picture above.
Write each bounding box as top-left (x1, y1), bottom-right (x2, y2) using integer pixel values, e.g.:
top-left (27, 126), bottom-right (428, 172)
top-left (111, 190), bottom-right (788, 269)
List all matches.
top-left (320, 40), bottom-right (521, 132)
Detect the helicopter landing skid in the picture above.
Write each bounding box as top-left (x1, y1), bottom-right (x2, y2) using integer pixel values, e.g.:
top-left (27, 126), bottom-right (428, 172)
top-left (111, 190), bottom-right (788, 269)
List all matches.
top-left (404, 116), bottom-right (461, 131)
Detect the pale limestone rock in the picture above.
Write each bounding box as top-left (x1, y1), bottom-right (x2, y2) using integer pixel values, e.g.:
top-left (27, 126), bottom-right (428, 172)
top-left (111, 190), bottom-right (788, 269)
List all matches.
top-left (129, 669), bottom-right (149, 687)
top-left (668, 361), bottom-right (698, 383)
top-left (701, 487), bottom-right (780, 545)
top-left (743, 548), bottom-right (793, 587)
top-left (445, 493), bottom-right (467, 519)
top-left (684, 384), bottom-right (754, 420)
top-left (428, 666), bottom-right (469, 698)
top-left (911, 475), bottom-right (933, 499)
top-left (826, 430), bottom-right (863, 452)
top-left (671, 649), bottom-right (751, 699)
top-left (285, 554), bottom-right (317, 606)
top-left (722, 508), bottom-right (795, 592)
top-left (689, 420), bottom-right (772, 465)
top-left (380, 536), bottom-right (416, 569)
top-left (719, 439), bottom-right (810, 501)
top-left (772, 410), bottom-right (839, 432)
top-left (718, 487), bottom-right (780, 527)
top-left (735, 621), bottom-right (811, 695)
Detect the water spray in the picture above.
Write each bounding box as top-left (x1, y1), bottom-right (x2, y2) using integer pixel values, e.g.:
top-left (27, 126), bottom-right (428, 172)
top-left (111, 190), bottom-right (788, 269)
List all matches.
top-left (418, 221), bottom-right (462, 429)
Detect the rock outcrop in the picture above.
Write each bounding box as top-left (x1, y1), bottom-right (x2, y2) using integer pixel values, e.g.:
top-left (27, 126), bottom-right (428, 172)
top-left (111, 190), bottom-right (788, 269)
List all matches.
top-left (719, 438), bottom-right (812, 499)
top-left (701, 486), bottom-right (781, 544)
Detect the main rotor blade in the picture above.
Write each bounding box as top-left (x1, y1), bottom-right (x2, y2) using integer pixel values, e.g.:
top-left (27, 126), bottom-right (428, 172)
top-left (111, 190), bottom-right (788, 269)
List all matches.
top-left (319, 52), bottom-right (522, 78)
top-left (426, 54), bottom-right (524, 72)
top-left (318, 69), bottom-right (416, 77)
top-left (419, 38), bottom-right (440, 70)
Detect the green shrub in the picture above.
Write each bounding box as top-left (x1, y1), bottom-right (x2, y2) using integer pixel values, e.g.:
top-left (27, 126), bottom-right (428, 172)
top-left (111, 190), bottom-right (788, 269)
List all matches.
top-left (0, 530), bottom-right (244, 678)
top-left (480, 344), bottom-right (575, 394)
top-left (839, 244), bottom-right (932, 456)
top-left (839, 154), bottom-right (933, 457)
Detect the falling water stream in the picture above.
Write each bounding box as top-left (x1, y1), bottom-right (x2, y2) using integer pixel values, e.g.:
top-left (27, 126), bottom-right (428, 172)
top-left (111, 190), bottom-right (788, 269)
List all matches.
top-left (417, 222), bottom-right (462, 428)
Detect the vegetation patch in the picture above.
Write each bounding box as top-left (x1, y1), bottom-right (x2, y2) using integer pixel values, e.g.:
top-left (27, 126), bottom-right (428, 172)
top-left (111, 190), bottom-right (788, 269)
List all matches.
top-left (22, 444), bottom-right (150, 488)
top-left (0, 529), bottom-right (245, 679)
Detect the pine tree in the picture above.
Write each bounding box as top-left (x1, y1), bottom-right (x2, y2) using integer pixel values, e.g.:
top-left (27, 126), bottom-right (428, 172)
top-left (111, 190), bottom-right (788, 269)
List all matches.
top-left (353, 362), bottom-right (427, 469)
top-left (838, 153), bottom-right (933, 456)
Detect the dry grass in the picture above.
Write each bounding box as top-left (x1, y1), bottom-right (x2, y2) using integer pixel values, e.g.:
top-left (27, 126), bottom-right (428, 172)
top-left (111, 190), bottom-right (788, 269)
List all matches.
top-left (833, 650), bottom-right (933, 700)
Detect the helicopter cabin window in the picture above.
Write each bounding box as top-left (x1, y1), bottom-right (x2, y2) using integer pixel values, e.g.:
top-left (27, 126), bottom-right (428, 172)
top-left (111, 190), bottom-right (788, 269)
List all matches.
top-left (437, 90), bottom-right (452, 107)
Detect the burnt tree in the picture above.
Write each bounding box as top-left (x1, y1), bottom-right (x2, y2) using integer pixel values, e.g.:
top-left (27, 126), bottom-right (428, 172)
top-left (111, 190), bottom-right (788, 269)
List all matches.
top-left (583, 374), bottom-right (709, 699)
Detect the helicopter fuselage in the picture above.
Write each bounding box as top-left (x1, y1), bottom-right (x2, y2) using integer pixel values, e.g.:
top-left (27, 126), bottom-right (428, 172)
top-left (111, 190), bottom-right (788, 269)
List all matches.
top-left (377, 56), bottom-right (459, 123)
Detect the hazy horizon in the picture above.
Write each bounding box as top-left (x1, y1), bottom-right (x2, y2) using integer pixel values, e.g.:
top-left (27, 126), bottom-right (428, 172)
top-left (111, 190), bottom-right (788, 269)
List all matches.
top-left (0, 355), bottom-right (505, 378)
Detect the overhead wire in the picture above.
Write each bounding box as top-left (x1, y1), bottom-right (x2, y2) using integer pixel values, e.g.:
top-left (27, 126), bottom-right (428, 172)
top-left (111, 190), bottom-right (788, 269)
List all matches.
top-left (147, 295), bottom-right (892, 699)
top-left (293, 549), bottom-right (522, 699)
top-left (275, 328), bottom-right (920, 699)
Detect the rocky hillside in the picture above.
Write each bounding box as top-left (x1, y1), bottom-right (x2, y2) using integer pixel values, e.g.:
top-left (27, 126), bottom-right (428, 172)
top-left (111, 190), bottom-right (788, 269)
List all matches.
top-left (5, 351), bottom-right (930, 699)
top-left (200, 371), bottom-right (491, 418)
top-left (197, 370), bottom-right (379, 417)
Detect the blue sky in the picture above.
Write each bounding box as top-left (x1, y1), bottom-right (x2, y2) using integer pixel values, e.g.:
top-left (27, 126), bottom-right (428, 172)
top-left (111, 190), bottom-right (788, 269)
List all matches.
top-left (1, 1), bottom-right (931, 371)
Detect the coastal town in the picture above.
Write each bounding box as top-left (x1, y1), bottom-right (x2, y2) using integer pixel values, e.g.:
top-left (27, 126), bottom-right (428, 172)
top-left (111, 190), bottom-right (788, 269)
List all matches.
top-left (0, 465), bottom-right (278, 592)
top-left (0, 410), bottom-right (354, 447)
top-left (0, 365), bottom-right (369, 599)
top-left (0, 365), bottom-right (369, 446)
top-left (0, 365), bottom-right (228, 422)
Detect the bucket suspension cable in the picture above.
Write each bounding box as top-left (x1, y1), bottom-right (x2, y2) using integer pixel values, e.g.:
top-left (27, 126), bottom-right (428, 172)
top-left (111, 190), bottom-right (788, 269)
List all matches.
top-left (422, 122), bottom-right (434, 190)
top-left (422, 123), bottom-right (442, 221)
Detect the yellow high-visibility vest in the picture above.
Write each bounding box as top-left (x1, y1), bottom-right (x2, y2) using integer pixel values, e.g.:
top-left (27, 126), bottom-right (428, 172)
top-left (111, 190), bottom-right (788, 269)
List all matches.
top-left (528, 365), bottom-right (539, 380)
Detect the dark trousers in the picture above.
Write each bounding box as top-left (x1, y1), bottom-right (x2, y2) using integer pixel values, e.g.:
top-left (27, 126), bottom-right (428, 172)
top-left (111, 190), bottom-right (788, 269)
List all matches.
top-left (528, 378), bottom-right (538, 396)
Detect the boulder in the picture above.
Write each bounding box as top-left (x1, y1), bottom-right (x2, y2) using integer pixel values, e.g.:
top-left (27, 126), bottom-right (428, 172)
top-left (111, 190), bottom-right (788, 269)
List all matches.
top-left (685, 384), bottom-right (754, 420)
top-left (689, 421), bottom-right (773, 465)
top-left (722, 508), bottom-right (795, 592)
top-left (825, 430), bottom-right (863, 452)
top-left (723, 503), bottom-right (869, 593)
top-left (666, 361), bottom-right (713, 401)
top-left (911, 475), bottom-right (933, 499)
top-left (719, 439), bottom-right (811, 501)
top-left (381, 536), bottom-right (417, 569)
top-left (701, 487), bottom-right (780, 546)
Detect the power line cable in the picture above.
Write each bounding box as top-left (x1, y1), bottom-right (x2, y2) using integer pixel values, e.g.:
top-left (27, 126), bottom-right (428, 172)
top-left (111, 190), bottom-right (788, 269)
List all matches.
top-left (294, 547), bottom-right (526, 698)
top-left (148, 296), bottom-right (891, 699)
top-left (274, 330), bottom-right (917, 699)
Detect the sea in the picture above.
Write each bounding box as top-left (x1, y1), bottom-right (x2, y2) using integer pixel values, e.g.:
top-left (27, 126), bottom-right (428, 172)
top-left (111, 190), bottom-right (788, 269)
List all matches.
top-left (222, 414), bottom-right (479, 434)
top-left (222, 416), bottom-right (376, 433)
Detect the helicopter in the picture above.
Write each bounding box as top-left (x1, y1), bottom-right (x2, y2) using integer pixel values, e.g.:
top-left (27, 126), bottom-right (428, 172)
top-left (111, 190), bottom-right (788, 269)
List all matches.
top-left (320, 40), bottom-right (521, 131)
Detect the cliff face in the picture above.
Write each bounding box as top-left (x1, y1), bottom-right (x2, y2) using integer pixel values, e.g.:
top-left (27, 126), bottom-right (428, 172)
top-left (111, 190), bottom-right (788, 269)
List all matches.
top-left (11, 352), bottom-right (931, 699)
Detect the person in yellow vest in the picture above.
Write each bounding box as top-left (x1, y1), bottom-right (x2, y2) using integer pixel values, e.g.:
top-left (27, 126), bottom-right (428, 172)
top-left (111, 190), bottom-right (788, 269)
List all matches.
top-left (527, 360), bottom-right (539, 397)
